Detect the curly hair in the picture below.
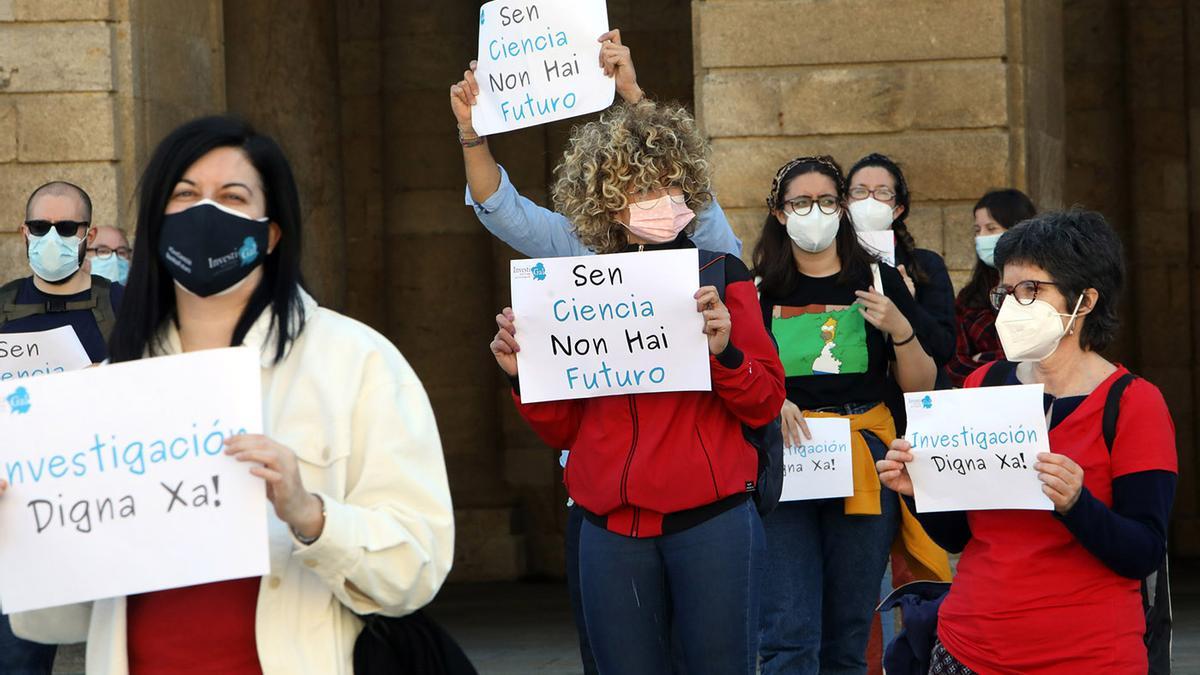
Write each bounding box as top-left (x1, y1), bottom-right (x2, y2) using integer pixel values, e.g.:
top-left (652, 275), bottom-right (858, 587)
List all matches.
top-left (551, 100), bottom-right (713, 254)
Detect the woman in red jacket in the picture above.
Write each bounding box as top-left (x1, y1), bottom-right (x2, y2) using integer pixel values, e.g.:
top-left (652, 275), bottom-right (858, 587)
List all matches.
top-left (490, 100), bottom-right (785, 675)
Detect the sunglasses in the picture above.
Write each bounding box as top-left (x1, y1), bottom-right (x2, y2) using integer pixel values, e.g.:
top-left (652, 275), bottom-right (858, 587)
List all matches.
top-left (25, 220), bottom-right (89, 237)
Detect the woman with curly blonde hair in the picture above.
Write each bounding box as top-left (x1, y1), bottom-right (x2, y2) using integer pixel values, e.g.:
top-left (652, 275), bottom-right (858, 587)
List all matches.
top-left (488, 97), bottom-right (786, 675)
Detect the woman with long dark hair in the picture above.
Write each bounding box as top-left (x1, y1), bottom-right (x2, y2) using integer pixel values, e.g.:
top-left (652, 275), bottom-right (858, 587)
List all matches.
top-left (754, 156), bottom-right (949, 674)
top-left (10, 116), bottom-right (454, 674)
top-left (945, 188), bottom-right (1036, 387)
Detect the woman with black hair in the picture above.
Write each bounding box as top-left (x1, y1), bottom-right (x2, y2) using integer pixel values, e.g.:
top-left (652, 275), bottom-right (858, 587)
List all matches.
top-left (9, 116), bottom-right (454, 674)
top-left (878, 210), bottom-right (1177, 674)
top-left (846, 154), bottom-right (956, 423)
top-left (754, 156), bottom-right (949, 675)
top-left (946, 188), bottom-right (1037, 387)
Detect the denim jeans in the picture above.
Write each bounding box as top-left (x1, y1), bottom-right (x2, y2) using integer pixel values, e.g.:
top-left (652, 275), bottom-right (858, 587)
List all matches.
top-left (758, 431), bottom-right (900, 675)
top-left (565, 504), bottom-right (600, 675)
top-left (579, 498), bottom-right (765, 675)
top-left (0, 613), bottom-right (56, 675)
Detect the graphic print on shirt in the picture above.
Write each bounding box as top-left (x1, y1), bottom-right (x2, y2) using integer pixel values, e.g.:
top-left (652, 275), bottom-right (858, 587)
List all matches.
top-left (771, 304), bottom-right (868, 376)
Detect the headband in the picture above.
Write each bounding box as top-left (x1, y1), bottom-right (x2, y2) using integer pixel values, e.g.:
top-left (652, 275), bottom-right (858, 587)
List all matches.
top-left (766, 155), bottom-right (844, 211)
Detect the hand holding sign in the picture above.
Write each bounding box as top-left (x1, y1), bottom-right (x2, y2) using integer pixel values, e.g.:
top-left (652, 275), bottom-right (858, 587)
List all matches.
top-left (225, 434), bottom-right (325, 539)
top-left (491, 307), bottom-right (520, 377)
top-left (876, 438), bottom-right (916, 497)
top-left (695, 286), bottom-right (730, 356)
top-left (597, 30), bottom-right (642, 103)
top-left (1035, 452), bottom-right (1085, 513)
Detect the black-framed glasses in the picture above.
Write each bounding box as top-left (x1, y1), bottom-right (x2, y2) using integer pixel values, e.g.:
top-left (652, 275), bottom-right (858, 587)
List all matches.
top-left (88, 245), bottom-right (132, 260)
top-left (990, 280), bottom-right (1058, 310)
top-left (848, 185), bottom-right (896, 202)
top-left (25, 220), bottom-right (89, 237)
top-left (782, 195), bottom-right (839, 216)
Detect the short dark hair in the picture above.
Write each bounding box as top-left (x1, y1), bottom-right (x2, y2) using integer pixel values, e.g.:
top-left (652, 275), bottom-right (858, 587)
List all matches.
top-left (25, 181), bottom-right (93, 222)
top-left (993, 209), bottom-right (1124, 351)
top-left (107, 116), bottom-right (308, 364)
top-left (957, 188), bottom-right (1037, 308)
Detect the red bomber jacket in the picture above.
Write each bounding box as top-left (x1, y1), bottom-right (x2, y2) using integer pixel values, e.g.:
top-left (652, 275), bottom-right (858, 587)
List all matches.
top-left (512, 238), bottom-right (786, 538)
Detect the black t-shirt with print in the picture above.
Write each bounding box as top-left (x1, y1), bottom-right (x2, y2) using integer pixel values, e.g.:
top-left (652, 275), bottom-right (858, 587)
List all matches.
top-left (759, 263), bottom-right (927, 411)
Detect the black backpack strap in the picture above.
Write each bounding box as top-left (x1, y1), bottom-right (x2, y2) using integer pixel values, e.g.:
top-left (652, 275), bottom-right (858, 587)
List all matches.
top-left (979, 360), bottom-right (1016, 387)
top-left (0, 278), bottom-right (31, 323)
top-left (697, 250), bottom-right (728, 302)
top-left (1102, 373), bottom-right (1136, 454)
top-left (86, 276), bottom-right (117, 342)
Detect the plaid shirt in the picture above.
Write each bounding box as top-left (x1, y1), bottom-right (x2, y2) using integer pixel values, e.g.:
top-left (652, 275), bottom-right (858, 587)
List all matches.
top-left (946, 299), bottom-right (1004, 387)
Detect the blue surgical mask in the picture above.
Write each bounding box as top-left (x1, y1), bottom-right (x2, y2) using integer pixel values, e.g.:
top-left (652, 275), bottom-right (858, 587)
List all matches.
top-left (28, 229), bottom-right (84, 282)
top-left (975, 233), bottom-right (1003, 268)
top-left (90, 254), bottom-right (130, 285)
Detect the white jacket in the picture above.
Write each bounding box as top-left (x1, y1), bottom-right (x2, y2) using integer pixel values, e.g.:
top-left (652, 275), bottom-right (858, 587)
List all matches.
top-left (12, 292), bottom-right (455, 674)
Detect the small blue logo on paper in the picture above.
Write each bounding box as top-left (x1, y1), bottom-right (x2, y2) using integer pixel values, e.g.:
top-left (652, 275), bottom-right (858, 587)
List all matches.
top-left (921, 395), bottom-right (933, 410)
top-left (531, 262), bottom-right (547, 281)
top-left (239, 237), bottom-right (259, 266)
top-left (480, 8), bottom-right (485, 24)
top-left (7, 386), bottom-right (31, 415)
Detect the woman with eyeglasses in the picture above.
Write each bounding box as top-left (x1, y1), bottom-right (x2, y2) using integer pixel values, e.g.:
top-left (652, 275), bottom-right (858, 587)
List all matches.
top-left (946, 188), bottom-right (1036, 387)
top-left (753, 156), bottom-right (949, 674)
top-left (877, 210), bottom-right (1177, 674)
top-left (845, 154), bottom-right (956, 428)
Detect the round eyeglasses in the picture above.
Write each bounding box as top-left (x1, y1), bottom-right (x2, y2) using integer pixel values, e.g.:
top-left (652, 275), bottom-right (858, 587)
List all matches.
top-left (989, 280), bottom-right (1059, 311)
top-left (781, 195), bottom-right (839, 216)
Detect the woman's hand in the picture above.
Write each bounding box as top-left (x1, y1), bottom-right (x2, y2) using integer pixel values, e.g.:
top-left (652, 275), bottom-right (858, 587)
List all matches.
top-left (780, 400), bottom-right (811, 448)
top-left (876, 439), bottom-right (916, 497)
top-left (597, 30), bottom-right (643, 103)
top-left (1036, 452), bottom-right (1085, 513)
top-left (491, 308), bottom-right (520, 377)
top-left (224, 435), bottom-right (325, 539)
top-left (855, 286), bottom-right (914, 342)
top-left (450, 61), bottom-right (481, 135)
top-left (695, 286), bottom-right (730, 356)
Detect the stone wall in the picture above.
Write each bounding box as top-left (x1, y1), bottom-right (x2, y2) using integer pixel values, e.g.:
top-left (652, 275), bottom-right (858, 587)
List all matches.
top-left (0, 0), bottom-right (224, 278)
top-left (692, 0), bottom-right (1062, 290)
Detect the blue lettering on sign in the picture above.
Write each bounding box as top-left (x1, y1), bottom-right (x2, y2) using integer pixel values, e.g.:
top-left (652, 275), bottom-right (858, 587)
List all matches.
top-left (3, 420), bottom-right (250, 486)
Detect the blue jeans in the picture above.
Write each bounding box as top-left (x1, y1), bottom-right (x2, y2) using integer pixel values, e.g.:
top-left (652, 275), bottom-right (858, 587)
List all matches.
top-left (579, 498), bottom-right (765, 675)
top-left (758, 432), bottom-right (900, 675)
top-left (565, 505), bottom-right (600, 675)
top-left (0, 613), bottom-right (56, 674)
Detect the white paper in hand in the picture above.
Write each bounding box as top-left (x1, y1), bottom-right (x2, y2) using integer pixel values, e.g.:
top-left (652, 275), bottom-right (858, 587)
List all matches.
top-left (903, 384), bottom-right (1054, 513)
top-left (779, 417), bottom-right (854, 502)
top-left (0, 326), bottom-right (91, 380)
top-left (472, 0), bottom-right (615, 135)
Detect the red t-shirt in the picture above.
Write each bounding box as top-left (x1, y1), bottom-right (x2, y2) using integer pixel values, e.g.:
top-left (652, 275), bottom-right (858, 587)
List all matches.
top-left (127, 577), bottom-right (263, 674)
top-left (938, 366), bottom-right (1177, 674)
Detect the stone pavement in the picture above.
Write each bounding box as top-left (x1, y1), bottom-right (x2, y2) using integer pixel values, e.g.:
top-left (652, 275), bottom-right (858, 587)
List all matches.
top-left (50, 560), bottom-right (1200, 674)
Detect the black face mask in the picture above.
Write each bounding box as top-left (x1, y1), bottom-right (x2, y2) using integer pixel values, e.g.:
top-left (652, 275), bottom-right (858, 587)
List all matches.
top-left (157, 200), bottom-right (270, 297)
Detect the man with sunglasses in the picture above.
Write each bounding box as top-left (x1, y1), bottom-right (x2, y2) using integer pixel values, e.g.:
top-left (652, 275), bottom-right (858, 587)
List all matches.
top-left (0, 181), bottom-right (123, 365)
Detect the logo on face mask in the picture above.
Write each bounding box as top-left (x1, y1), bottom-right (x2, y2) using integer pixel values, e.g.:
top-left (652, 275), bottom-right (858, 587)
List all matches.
top-left (239, 237), bottom-right (259, 266)
top-left (7, 386), bottom-right (31, 415)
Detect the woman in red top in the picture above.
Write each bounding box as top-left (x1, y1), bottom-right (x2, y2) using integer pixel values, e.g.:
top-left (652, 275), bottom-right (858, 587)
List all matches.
top-left (945, 189), bottom-right (1036, 387)
top-left (490, 101), bottom-right (785, 675)
top-left (878, 209), bottom-right (1177, 673)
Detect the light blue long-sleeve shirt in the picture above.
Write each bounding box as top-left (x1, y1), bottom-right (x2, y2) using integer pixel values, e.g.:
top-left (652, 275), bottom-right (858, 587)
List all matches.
top-left (464, 165), bottom-right (742, 258)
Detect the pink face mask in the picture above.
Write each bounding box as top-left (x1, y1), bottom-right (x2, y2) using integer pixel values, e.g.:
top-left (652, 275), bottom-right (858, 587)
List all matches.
top-left (625, 195), bottom-right (695, 244)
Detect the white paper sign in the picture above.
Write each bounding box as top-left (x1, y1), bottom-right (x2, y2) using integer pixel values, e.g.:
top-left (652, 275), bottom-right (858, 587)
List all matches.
top-left (510, 249), bottom-right (710, 403)
top-left (904, 384), bottom-right (1054, 513)
top-left (780, 418), bottom-right (854, 502)
top-left (858, 231), bottom-right (896, 266)
top-left (0, 326), bottom-right (91, 381)
top-left (0, 348), bottom-right (269, 612)
top-left (472, 0), bottom-right (615, 135)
